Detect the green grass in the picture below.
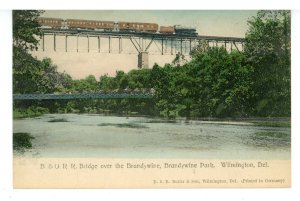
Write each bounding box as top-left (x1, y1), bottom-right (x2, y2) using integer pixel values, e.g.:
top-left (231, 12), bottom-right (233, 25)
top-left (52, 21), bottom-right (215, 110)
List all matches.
top-left (13, 107), bottom-right (49, 119)
top-left (253, 121), bottom-right (291, 128)
top-left (48, 118), bottom-right (69, 122)
top-left (98, 123), bottom-right (148, 129)
top-left (254, 131), bottom-right (289, 138)
top-left (13, 132), bottom-right (34, 151)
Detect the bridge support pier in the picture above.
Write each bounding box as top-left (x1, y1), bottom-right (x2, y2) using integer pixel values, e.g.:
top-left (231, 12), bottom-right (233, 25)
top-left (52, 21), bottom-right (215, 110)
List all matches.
top-left (138, 52), bottom-right (149, 69)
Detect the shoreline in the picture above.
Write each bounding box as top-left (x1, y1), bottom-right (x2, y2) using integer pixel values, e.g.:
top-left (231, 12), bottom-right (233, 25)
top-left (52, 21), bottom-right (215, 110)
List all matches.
top-left (14, 112), bottom-right (291, 127)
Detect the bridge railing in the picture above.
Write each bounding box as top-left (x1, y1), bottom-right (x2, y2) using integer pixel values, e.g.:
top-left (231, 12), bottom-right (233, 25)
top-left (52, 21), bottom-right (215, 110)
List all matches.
top-left (13, 92), bottom-right (154, 100)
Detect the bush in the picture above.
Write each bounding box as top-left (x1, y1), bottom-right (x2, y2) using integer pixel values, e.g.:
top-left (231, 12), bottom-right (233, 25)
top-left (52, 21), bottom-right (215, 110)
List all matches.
top-left (13, 132), bottom-right (34, 151)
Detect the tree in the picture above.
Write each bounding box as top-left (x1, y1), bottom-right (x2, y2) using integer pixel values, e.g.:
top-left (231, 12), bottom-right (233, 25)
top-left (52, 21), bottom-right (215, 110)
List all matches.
top-left (13, 10), bottom-right (44, 94)
top-left (245, 10), bottom-right (291, 116)
top-left (13, 10), bottom-right (74, 96)
top-left (172, 52), bottom-right (188, 67)
top-left (13, 10), bottom-right (44, 51)
top-left (99, 74), bottom-right (117, 90)
top-left (184, 47), bottom-right (255, 117)
top-left (38, 58), bottom-right (73, 93)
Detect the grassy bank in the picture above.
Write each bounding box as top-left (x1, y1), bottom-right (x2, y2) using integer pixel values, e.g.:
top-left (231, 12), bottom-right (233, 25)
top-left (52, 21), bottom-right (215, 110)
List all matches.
top-left (13, 107), bottom-right (49, 119)
top-left (13, 132), bottom-right (34, 152)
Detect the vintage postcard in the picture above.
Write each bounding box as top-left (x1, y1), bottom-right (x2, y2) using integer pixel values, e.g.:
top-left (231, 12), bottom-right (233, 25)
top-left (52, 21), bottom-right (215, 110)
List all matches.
top-left (13, 10), bottom-right (291, 188)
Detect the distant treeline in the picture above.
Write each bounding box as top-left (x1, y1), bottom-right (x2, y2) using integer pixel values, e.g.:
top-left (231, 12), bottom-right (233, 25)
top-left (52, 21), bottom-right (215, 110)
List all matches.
top-left (13, 10), bottom-right (290, 119)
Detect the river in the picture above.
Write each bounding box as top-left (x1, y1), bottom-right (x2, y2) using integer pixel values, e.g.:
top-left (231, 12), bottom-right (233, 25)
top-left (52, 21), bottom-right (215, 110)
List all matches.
top-left (13, 114), bottom-right (291, 159)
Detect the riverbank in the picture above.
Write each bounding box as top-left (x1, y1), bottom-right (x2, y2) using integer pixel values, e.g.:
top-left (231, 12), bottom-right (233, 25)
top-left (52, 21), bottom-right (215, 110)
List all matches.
top-left (13, 109), bottom-right (291, 128)
top-left (13, 107), bottom-right (49, 119)
top-left (13, 132), bottom-right (34, 152)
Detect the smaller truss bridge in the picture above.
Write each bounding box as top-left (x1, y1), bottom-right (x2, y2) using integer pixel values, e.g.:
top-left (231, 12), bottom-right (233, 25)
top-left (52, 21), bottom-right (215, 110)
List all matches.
top-left (13, 92), bottom-right (154, 100)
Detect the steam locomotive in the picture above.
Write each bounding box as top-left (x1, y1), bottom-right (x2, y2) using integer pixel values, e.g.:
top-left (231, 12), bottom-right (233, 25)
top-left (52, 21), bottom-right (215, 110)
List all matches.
top-left (38, 17), bottom-right (198, 36)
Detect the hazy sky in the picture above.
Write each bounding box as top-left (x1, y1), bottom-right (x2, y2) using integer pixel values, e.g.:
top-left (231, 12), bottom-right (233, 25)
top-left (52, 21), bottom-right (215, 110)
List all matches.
top-left (41, 10), bottom-right (257, 37)
top-left (33, 10), bottom-right (258, 79)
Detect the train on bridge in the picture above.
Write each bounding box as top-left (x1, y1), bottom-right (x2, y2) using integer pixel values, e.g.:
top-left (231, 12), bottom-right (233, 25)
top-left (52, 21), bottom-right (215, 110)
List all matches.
top-left (38, 17), bottom-right (198, 36)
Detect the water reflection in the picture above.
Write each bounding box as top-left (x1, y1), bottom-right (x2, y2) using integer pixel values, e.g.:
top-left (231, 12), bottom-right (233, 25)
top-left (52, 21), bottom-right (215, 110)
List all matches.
top-left (13, 114), bottom-right (290, 159)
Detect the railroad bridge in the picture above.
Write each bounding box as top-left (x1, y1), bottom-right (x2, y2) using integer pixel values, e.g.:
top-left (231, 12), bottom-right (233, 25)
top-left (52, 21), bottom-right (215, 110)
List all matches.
top-left (17, 29), bottom-right (245, 100)
top-left (38, 28), bottom-right (245, 68)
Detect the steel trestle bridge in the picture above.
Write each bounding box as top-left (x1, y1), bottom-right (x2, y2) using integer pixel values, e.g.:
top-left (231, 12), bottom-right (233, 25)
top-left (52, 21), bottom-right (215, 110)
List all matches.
top-left (39, 28), bottom-right (245, 68)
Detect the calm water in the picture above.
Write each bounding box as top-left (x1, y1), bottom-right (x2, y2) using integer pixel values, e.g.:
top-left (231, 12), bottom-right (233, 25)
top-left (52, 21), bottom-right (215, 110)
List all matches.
top-left (13, 114), bottom-right (291, 159)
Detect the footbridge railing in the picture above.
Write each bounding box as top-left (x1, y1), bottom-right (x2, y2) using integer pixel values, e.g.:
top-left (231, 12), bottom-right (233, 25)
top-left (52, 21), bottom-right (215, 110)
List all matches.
top-left (13, 92), bottom-right (154, 100)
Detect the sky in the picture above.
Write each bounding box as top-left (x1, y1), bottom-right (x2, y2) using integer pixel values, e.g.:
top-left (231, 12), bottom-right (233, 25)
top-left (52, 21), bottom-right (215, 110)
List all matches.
top-left (33, 10), bottom-right (258, 80)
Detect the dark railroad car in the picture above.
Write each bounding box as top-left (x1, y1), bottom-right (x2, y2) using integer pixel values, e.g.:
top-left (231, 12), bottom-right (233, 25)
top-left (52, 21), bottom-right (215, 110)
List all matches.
top-left (65, 19), bottom-right (114, 30)
top-left (174, 25), bottom-right (197, 36)
top-left (37, 17), bottom-right (64, 28)
top-left (118, 22), bottom-right (158, 32)
top-left (159, 26), bottom-right (175, 34)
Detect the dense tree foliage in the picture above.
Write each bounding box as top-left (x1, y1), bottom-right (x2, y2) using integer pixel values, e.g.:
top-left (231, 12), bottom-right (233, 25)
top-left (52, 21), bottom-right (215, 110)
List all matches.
top-left (13, 10), bottom-right (76, 117)
top-left (13, 10), bottom-right (70, 94)
top-left (13, 10), bottom-right (290, 119)
top-left (150, 48), bottom-right (254, 118)
top-left (13, 10), bottom-right (43, 51)
top-left (245, 10), bottom-right (290, 116)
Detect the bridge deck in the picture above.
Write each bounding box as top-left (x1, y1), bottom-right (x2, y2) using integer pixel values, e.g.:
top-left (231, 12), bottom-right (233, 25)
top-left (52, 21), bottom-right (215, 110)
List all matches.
top-left (41, 28), bottom-right (245, 42)
top-left (13, 93), bottom-right (154, 100)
